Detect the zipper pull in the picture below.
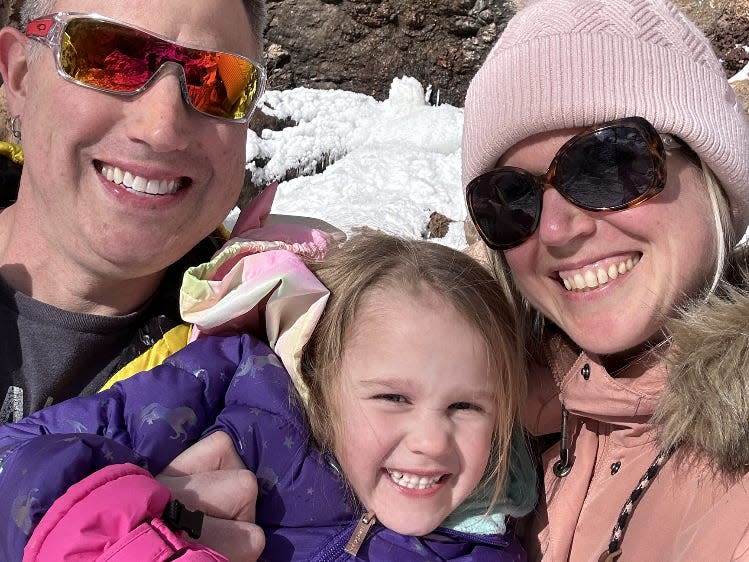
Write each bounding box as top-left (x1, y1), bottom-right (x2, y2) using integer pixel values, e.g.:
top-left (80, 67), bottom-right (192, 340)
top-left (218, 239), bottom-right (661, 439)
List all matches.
top-left (344, 510), bottom-right (377, 557)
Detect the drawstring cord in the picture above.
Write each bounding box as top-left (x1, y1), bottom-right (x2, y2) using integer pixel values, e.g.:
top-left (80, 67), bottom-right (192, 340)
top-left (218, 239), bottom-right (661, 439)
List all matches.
top-left (553, 405), bottom-right (572, 477)
top-left (598, 446), bottom-right (675, 562)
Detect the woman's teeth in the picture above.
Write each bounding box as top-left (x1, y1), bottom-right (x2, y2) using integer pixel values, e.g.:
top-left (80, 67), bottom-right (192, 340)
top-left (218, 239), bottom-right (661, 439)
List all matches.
top-left (561, 256), bottom-right (640, 291)
top-left (387, 470), bottom-right (443, 489)
top-left (101, 164), bottom-right (181, 195)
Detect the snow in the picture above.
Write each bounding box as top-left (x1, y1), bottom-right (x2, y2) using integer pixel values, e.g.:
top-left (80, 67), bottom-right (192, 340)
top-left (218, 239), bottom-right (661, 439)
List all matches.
top-left (245, 76), bottom-right (468, 249)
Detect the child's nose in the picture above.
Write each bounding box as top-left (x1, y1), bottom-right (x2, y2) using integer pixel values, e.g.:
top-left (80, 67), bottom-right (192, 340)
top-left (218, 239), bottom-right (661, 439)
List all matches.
top-left (404, 414), bottom-right (451, 457)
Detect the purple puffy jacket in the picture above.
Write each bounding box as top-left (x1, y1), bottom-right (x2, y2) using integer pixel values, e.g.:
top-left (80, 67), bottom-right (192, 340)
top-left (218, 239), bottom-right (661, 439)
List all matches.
top-left (0, 333), bottom-right (527, 561)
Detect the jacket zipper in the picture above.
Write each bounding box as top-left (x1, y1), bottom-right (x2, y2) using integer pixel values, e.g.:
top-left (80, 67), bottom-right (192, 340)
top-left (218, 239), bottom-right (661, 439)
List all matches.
top-left (313, 514), bottom-right (508, 560)
top-left (314, 527), bottom-right (358, 562)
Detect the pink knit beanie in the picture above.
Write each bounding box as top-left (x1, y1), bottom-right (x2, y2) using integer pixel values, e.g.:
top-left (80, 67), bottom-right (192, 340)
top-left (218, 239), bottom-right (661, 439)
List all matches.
top-left (462, 0), bottom-right (749, 236)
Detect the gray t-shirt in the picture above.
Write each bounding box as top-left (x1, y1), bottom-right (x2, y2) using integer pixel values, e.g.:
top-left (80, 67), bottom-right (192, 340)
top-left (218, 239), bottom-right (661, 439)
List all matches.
top-left (0, 274), bottom-right (142, 423)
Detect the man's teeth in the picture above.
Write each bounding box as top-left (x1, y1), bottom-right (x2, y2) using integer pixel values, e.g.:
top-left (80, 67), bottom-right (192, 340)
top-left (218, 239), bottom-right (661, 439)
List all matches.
top-left (387, 470), bottom-right (443, 489)
top-left (101, 164), bottom-right (180, 195)
top-left (561, 256), bottom-right (640, 291)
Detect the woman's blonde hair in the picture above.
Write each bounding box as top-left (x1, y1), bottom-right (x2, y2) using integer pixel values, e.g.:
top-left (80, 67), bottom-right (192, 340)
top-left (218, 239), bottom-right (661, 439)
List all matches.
top-left (301, 230), bottom-right (528, 510)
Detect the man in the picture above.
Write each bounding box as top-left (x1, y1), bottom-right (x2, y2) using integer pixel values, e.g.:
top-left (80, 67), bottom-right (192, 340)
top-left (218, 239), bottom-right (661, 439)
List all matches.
top-left (0, 0), bottom-right (267, 558)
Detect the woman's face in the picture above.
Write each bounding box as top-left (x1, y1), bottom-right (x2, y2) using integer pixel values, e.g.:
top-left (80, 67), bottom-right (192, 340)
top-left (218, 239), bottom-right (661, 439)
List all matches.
top-left (502, 128), bottom-right (717, 356)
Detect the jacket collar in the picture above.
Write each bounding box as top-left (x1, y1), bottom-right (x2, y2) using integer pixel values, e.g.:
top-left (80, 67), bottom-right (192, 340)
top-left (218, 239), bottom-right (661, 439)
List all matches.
top-left (543, 329), bottom-right (666, 445)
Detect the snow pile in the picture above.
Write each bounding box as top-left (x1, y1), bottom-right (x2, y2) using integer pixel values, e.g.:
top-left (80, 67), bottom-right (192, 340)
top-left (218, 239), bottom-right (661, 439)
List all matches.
top-left (246, 76), bottom-right (468, 248)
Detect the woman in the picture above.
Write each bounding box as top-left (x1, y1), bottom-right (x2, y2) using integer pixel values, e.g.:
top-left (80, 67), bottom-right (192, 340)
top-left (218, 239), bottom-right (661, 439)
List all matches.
top-left (462, 0), bottom-right (749, 560)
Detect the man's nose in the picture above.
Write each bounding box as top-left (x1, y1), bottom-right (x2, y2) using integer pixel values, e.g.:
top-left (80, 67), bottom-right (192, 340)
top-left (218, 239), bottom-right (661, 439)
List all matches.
top-left (123, 64), bottom-right (193, 152)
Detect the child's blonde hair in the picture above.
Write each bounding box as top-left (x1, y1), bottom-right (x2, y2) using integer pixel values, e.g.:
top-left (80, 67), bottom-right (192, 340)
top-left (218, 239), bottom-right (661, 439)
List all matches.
top-left (301, 230), bottom-right (528, 510)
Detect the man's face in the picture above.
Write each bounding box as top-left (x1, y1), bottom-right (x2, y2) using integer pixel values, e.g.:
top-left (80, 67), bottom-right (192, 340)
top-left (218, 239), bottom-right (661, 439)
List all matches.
top-left (10, 0), bottom-right (257, 285)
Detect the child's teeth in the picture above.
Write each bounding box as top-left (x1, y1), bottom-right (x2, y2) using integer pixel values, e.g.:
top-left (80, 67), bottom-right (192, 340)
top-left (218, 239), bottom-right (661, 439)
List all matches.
top-left (387, 469), bottom-right (442, 489)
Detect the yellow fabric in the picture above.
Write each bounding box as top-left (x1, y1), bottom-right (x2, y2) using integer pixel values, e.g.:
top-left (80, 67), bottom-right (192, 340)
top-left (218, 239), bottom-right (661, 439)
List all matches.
top-left (216, 223), bottom-right (231, 240)
top-left (99, 324), bottom-right (192, 391)
top-left (0, 141), bottom-right (23, 164)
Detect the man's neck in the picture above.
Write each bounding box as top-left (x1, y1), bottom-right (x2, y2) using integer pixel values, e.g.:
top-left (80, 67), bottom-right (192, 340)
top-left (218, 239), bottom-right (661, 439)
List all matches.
top-left (0, 206), bottom-right (165, 316)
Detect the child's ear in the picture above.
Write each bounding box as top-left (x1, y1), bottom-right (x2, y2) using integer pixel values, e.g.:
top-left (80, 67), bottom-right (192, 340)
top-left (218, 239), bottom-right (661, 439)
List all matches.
top-left (0, 26), bottom-right (32, 116)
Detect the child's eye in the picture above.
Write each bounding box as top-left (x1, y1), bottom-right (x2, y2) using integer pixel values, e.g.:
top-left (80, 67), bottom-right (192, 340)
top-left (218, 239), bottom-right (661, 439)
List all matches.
top-left (450, 401), bottom-right (484, 412)
top-left (374, 394), bottom-right (409, 404)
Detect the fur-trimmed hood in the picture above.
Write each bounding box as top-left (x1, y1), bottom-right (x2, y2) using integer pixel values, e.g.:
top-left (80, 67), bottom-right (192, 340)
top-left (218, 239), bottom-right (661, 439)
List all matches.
top-left (655, 285), bottom-right (749, 475)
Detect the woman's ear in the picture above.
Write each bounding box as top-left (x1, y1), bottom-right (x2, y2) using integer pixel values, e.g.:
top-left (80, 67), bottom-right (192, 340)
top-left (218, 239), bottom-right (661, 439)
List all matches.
top-left (0, 26), bottom-right (31, 116)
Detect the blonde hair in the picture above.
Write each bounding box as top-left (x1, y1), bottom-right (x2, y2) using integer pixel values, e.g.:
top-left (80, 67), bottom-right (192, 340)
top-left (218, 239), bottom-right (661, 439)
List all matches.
top-left (704, 163), bottom-right (736, 292)
top-left (300, 230), bottom-right (528, 510)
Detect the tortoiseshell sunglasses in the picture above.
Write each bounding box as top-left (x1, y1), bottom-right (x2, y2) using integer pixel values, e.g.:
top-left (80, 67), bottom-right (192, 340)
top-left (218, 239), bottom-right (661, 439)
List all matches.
top-left (466, 117), bottom-right (693, 250)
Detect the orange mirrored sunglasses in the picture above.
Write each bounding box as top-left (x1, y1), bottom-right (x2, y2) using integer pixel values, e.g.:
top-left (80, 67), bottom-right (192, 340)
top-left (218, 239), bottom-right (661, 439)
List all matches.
top-left (26, 12), bottom-right (266, 123)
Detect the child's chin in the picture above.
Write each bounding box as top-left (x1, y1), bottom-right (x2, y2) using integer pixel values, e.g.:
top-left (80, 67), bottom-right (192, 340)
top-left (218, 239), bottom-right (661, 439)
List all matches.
top-left (377, 514), bottom-right (442, 537)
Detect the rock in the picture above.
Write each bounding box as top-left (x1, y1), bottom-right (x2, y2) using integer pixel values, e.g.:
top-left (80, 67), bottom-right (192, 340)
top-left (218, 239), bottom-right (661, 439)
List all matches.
top-left (675, 0), bottom-right (749, 77)
top-left (263, 0), bottom-right (516, 105)
top-left (0, 87), bottom-right (12, 144)
top-left (426, 211), bottom-right (452, 239)
top-left (463, 239), bottom-right (490, 267)
top-left (732, 79), bottom-right (749, 114)
top-left (463, 217), bottom-right (481, 246)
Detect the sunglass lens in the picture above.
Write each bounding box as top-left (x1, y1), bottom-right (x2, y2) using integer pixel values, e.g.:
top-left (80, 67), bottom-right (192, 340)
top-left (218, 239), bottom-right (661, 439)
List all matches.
top-left (184, 52), bottom-right (261, 120)
top-left (555, 125), bottom-right (658, 210)
top-left (62, 18), bottom-right (261, 121)
top-left (62, 19), bottom-right (154, 91)
top-left (468, 170), bottom-right (540, 249)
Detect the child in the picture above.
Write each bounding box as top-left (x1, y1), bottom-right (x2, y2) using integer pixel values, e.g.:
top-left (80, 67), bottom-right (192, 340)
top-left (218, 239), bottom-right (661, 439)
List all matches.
top-left (0, 231), bottom-right (536, 561)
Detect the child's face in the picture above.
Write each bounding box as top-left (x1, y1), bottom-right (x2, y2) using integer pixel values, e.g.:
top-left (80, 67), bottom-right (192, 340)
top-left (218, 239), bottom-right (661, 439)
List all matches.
top-left (335, 285), bottom-right (495, 536)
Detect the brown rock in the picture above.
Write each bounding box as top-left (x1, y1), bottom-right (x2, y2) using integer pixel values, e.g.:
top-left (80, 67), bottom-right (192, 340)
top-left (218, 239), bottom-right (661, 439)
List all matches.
top-left (463, 217), bottom-right (480, 246)
top-left (0, 0), bottom-right (22, 29)
top-left (0, 86), bottom-right (13, 144)
top-left (675, 0), bottom-right (749, 77)
top-left (463, 239), bottom-right (490, 267)
top-left (262, 0), bottom-right (516, 105)
top-left (426, 211), bottom-right (451, 239)
top-left (732, 80), bottom-right (749, 114)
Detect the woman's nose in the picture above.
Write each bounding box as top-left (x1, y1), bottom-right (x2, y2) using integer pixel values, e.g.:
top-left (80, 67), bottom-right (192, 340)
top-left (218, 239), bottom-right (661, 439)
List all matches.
top-left (536, 186), bottom-right (597, 247)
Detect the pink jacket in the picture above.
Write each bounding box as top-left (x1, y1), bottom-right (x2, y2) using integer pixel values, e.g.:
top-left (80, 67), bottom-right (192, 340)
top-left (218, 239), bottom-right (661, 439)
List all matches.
top-left (522, 300), bottom-right (749, 562)
top-left (23, 463), bottom-right (227, 561)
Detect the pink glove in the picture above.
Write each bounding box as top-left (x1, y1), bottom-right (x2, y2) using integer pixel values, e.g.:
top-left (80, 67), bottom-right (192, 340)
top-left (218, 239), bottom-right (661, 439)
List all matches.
top-left (24, 463), bottom-right (228, 562)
